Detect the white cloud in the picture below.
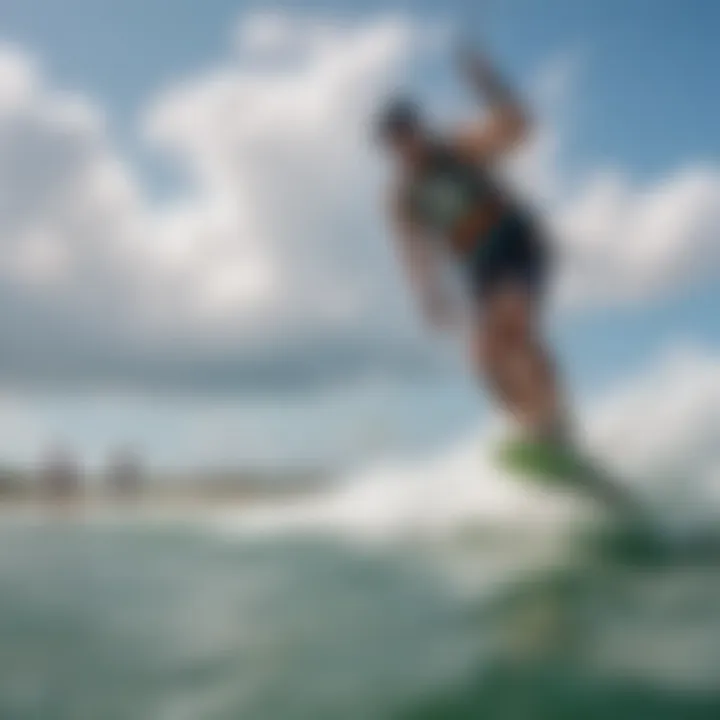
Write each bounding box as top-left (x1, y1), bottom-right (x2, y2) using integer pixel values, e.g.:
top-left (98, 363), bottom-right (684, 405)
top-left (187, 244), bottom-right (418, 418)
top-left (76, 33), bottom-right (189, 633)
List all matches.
top-left (588, 345), bottom-right (720, 504)
top-left (0, 18), bottom-right (438, 389)
top-left (143, 13), bottom-right (422, 336)
top-left (0, 44), bottom-right (147, 330)
top-left (555, 165), bottom-right (720, 309)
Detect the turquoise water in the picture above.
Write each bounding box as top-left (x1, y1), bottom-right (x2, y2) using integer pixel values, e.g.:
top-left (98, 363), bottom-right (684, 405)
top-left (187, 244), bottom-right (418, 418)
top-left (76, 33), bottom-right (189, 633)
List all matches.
top-left (0, 518), bottom-right (719, 719)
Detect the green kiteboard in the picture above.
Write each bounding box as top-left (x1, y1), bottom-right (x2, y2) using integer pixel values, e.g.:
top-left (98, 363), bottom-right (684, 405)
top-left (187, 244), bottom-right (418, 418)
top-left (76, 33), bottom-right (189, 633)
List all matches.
top-left (498, 438), bottom-right (720, 564)
top-left (497, 438), bottom-right (648, 523)
top-left (498, 438), bottom-right (594, 487)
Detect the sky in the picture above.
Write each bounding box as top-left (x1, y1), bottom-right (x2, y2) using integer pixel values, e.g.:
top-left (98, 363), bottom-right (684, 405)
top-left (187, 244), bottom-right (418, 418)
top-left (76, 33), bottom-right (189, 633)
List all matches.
top-left (0, 0), bottom-right (717, 471)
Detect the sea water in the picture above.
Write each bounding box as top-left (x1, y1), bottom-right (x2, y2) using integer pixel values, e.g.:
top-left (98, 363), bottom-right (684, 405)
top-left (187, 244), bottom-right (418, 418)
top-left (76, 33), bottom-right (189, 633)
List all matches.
top-left (1, 446), bottom-right (719, 720)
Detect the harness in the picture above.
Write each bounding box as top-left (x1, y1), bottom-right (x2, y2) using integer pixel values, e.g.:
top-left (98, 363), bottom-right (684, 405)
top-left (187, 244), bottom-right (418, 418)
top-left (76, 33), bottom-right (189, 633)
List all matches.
top-left (406, 144), bottom-right (501, 240)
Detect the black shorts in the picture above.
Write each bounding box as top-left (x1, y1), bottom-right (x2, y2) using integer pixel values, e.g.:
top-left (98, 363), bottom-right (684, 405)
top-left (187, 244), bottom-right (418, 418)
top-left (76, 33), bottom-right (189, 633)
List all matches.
top-left (467, 211), bottom-right (550, 302)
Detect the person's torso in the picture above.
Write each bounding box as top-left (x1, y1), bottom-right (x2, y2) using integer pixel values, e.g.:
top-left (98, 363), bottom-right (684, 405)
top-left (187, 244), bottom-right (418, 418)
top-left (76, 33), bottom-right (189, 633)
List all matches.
top-left (405, 144), bottom-right (506, 251)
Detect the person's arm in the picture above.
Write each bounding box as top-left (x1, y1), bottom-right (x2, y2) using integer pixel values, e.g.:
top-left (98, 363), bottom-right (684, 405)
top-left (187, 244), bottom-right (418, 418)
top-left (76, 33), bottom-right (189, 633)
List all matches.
top-left (452, 46), bottom-right (530, 162)
top-left (390, 186), bottom-right (451, 328)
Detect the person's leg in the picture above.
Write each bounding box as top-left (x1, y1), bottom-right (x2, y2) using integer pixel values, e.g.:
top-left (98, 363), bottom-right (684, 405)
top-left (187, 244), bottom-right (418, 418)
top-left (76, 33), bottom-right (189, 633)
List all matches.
top-left (473, 282), bottom-right (566, 440)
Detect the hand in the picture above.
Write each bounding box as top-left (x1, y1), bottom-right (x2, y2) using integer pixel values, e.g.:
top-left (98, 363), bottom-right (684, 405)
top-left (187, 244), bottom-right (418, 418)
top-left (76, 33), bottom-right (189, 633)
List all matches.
top-left (455, 39), bottom-right (516, 113)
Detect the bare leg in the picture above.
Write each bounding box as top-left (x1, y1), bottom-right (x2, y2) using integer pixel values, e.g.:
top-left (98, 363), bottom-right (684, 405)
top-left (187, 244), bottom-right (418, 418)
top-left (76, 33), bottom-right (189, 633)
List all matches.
top-left (473, 288), bottom-right (655, 520)
top-left (474, 284), bottom-right (566, 440)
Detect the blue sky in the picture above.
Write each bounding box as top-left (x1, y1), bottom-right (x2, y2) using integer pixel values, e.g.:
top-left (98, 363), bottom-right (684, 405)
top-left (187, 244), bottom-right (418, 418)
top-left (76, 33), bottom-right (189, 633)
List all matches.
top-left (0, 0), bottom-right (717, 470)
top-left (2, 0), bottom-right (718, 171)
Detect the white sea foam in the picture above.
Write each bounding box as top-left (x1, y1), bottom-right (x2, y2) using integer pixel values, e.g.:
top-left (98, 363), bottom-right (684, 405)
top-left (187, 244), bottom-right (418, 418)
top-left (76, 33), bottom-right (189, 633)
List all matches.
top-left (209, 428), bottom-right (593, 543)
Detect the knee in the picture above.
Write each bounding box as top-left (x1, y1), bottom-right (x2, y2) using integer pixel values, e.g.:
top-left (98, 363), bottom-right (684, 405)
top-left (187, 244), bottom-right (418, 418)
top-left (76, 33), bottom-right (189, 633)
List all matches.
top-left (473, 325), bottom-right (507, 378)
top-left (485, 313), bottom-right (528, 358)
top-left (489, 287), bottom-right (536, 347)
top-left (473, 329), bottom-right (494, 376)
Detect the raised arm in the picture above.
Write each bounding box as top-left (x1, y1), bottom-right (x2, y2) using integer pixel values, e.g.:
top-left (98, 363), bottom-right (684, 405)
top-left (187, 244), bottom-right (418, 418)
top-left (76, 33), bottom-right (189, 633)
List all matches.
top-left (451, 46), bottom-right (530, 162)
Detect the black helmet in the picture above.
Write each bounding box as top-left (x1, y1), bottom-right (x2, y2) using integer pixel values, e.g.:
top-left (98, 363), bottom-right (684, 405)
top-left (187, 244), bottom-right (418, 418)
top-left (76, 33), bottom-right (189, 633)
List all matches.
top-left (375, 96), bottom-right (421, 141)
